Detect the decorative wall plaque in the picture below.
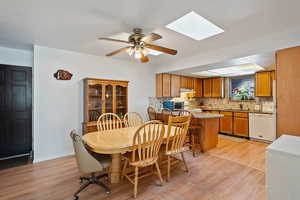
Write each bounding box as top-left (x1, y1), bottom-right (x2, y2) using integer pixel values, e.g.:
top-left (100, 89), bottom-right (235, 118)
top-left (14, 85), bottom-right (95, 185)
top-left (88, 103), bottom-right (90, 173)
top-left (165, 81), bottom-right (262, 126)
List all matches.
top-left (53, 69), bottom-right (73, 80)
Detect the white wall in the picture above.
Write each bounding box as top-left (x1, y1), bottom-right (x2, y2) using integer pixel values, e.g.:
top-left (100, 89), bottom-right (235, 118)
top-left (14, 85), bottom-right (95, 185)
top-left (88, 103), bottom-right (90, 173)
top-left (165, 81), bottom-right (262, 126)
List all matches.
top-left (0, 46), bottom-right (33, 67)
top-left (33, 45), bottom-right (155, 162)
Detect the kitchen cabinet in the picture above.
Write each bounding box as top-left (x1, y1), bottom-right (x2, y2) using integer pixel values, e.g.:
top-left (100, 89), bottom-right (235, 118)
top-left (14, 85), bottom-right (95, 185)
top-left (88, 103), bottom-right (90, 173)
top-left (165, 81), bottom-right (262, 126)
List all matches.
top-left (219, 112), bottom-right (233, 135)
top-left (162, 74), bottom-right (171, 97)
top-left (156, 73), bottom-right (171, 97)
top-left (233, 112), bottom-right (249, 137)
top-left (180, 76), bottom-right (194, 89)
top-left (203, 78), bottom-right (212, 97)
top-left (271, 70), bottom-right (276, 81)
top-left (171, 74), bottom-right (181, 97)
top-left (211, 77), bottom-right (223, 97)
top-left (255, 71), bottom-right (272, 97)
top-left (156, 74), bottom-right (163, 97)
top-left (276, 46), bottom-right (300, 137)
top-left (194, 78), bottom-right (203, 97)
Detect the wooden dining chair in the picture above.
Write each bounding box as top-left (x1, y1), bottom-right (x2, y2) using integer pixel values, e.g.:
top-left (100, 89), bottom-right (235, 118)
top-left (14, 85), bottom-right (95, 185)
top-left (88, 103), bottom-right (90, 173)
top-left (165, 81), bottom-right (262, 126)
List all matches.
top-left (97, 113), bottom-right (122, 132)
top-left (161, 108), bottom-right (172, 125)
top-left (147, 106), bottom-right (156, 121)
top-left (121, 121), bottom-right (165, 198)
top-left (178, 110), bottom-right (199, 157)
top-left (164, 115), bottom-right (191, 181)
top-left (124, 112), bottom-right (144, 127)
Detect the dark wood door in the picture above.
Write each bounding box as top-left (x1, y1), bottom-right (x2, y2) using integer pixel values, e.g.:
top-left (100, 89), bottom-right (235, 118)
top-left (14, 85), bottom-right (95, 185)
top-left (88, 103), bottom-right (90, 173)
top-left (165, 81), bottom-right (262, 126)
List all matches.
top-left (0, 65), bottom-right (32, 159)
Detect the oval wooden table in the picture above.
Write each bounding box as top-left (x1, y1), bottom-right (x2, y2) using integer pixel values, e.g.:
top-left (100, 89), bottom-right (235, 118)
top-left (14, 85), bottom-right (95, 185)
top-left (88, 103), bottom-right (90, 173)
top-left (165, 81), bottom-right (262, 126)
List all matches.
top-left (82, 125), bottom-right (174, 184)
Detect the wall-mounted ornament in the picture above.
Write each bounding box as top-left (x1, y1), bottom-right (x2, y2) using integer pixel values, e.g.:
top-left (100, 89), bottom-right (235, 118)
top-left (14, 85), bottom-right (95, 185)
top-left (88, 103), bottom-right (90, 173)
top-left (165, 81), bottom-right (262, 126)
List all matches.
top-left (53, 69), bottom-right (73, 80)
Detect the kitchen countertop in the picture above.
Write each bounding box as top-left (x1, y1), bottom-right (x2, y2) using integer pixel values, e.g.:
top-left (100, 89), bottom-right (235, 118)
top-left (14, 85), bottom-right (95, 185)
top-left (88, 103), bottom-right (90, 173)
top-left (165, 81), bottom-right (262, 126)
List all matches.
top-left (200, 108), bottom-right (273, 114)
top-left (191, 112), bottom-right (224, 119)
top-left (157, 110), bottom-right (224, 119)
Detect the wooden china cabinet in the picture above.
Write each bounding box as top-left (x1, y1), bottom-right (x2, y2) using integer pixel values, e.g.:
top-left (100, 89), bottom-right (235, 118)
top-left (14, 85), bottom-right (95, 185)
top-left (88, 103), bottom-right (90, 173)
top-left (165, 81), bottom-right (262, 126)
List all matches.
top-left (82, 78), bottom-right (128, 134)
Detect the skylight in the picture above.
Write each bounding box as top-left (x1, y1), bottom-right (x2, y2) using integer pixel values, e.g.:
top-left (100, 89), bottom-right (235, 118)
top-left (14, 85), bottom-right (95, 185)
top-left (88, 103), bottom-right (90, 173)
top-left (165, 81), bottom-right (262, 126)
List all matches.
top-left (166, 11), bottom-right (224, 40)
top-left (192, 64), bottom-right (264, 77)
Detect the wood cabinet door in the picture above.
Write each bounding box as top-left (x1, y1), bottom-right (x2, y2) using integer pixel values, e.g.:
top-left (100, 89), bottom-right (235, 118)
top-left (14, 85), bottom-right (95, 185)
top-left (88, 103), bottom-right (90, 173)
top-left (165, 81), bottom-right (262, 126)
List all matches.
top-left (180, 76), bottom-right (188, 89)
top-left (156, 74), bottom-right (163, 97)
top-left (194, 78), bottom-right (203, 97)
top-left (212, 78), bottom-right (223, 97)
top-left (233, 117), bottom-right (249, 137)
top-left (187, 77), bottom-right (194, 89)
top-left (171, 74), bottom-right (180, 97)
top-left (162, 73), bottom-right (171, 97)
top-left (203, 79), bottom-right (212, 97)
top-left (220, 116), bottom-right (233, 135)
top-left (255, 71), bottom-right (272, 96)
top-left (276, 46), bottom-right (300, 137)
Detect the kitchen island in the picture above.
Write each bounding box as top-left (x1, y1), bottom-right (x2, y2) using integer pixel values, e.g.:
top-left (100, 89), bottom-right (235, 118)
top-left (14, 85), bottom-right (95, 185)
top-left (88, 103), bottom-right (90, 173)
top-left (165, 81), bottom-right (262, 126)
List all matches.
top-left (189, 111), bottom-right (224, 153)
top-left (157, 111), bottom-right (223, 153)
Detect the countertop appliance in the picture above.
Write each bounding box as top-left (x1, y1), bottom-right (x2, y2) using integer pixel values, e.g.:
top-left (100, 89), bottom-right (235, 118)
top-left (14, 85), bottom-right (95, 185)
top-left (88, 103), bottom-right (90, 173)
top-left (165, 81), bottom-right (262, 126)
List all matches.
top-left (162, 101), bottom-right (184, 111)
top-left (249, 113), bottom-right (276, 142)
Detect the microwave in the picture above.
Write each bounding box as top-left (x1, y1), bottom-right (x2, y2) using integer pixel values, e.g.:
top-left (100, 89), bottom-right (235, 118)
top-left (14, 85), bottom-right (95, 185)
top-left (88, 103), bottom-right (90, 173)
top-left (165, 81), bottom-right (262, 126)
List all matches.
top-left (163, 101), bottom-right (184, 111)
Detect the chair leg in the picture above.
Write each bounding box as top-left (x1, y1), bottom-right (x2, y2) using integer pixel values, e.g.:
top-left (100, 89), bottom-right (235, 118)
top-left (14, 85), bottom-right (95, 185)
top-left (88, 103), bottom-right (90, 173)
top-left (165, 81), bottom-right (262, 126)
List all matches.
top-left (155, 161), bottom-right (164, 186)
top-left (167, 155), bottom-right (171, 182)
top-left (74, 181), bottom-right (90, 198)
top-left (191, 135), bottom-right (196, 157)
top-left (180, 152), bottom-right (189, 172)
top-left (133, 167), bottom-right (139, 198)
top-left (121, 159), bottom-right (128, 180)
top-left (95, 181), bottom-right (111, 194)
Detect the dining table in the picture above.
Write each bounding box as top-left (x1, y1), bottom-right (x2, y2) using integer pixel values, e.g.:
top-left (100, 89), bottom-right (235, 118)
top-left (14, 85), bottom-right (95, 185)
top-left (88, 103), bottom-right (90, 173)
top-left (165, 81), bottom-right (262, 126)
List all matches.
top-left (82, 124), bottom-right (176, 184)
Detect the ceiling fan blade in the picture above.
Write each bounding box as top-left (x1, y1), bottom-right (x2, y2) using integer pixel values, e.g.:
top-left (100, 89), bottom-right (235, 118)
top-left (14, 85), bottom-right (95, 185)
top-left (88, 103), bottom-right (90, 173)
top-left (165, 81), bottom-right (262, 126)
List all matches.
top-left (140, 51), bottom-right (149, 63)
top-left (106, 47), bottom-right (129, 56)
top-left (141, 33), bottom-right (162, 43)
top-left (145, 44), bottom-right (177, 55)
top-left (98, 37), bottom-right (130, 44)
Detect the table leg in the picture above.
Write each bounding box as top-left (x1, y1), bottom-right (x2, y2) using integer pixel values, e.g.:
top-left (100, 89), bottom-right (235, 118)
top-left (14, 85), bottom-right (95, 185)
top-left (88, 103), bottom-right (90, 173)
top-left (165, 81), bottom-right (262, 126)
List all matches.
top-left (110, 153), bottom-right (121, 184)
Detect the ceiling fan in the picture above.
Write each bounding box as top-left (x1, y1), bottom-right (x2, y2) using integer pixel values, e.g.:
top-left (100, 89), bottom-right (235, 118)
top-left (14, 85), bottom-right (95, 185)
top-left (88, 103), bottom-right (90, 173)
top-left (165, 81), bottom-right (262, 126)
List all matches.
top-left (98, 28), bottom-right (177, 63)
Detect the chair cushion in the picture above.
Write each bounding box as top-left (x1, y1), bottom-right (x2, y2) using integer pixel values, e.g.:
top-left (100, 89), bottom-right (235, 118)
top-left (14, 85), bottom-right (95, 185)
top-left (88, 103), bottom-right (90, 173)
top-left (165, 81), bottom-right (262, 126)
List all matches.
top-left (90, 152), bottom-right (111, 169)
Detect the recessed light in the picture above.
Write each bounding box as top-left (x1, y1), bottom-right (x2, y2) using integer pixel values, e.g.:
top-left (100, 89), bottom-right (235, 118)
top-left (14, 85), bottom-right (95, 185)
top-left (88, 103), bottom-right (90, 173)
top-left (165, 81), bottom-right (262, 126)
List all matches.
top-left (166, 11), bottom-right (224, 41)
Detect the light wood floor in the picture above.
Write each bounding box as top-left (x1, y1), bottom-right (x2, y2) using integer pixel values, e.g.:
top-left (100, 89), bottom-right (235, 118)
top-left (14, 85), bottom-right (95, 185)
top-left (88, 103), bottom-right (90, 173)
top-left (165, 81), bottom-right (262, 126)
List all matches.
top-left (0, 136), bottom-right (269, 200)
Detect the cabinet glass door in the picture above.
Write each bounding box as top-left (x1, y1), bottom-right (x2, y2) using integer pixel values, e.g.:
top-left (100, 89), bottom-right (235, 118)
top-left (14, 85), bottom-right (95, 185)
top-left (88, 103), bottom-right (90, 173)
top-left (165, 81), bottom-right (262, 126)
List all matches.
top-left (88, 84), bottom-right (103, 122)
top-left (105, 85), bottom-right (113, 113)
top-left (116, 85), bottom-right (127, 119)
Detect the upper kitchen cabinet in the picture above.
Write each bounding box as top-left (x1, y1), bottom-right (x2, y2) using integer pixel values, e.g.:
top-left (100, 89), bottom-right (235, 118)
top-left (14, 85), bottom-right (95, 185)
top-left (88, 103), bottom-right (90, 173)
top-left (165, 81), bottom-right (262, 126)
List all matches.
top-left (162, 74), bottom-right (171, 97)
top-left (211, 77), bottom-right (224, 97)
top-left (156, 73), bottom-right (179, 97)
top-left (203, 78), bottom-right (212, 97)
top-left (181, 76), bottom-right (194, 89)
top-left (255, 71), bottom-right (272, 97)
top-left (194, 78), bottom-right (203, 97)
top-left (156, 73), bottom-right (163, 97)
top-left (171, 74), bottom-right (181, 97)
top-left (156, 73), bottom-right (171, 97)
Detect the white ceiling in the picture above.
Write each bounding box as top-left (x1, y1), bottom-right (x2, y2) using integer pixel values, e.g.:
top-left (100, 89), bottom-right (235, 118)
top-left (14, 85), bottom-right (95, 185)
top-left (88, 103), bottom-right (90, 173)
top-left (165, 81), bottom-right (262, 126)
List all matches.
top-left (1, 0), bottom-right (300, 69)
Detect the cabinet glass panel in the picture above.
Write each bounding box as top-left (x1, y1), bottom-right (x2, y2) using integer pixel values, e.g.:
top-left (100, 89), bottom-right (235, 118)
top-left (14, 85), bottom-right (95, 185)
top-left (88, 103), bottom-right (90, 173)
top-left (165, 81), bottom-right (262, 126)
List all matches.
top-left (116, 85), bottom-right (127, 119)
top-left (105, 85), bottom-right (113, 113)
top-left (88, 84), bottom-right (102, 122)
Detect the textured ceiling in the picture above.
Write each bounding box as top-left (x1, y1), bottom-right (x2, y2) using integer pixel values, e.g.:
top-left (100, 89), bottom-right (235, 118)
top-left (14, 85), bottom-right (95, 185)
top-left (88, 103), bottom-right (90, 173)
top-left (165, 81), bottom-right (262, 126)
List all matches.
top-left (1, 0), bottom-right (300, 70)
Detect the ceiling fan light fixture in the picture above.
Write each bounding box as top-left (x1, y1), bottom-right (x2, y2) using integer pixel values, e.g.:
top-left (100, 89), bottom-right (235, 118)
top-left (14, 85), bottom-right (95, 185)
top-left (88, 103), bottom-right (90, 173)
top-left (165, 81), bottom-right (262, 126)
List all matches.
top-left (127, 47), bottom-right (134, 56)
top-left (134, 51), bottom-right (142, 59)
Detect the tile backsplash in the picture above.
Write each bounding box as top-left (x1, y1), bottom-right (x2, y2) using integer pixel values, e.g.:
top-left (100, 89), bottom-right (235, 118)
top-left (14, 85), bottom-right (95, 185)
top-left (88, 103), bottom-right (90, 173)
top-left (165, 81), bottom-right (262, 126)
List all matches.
top-left (149, 77), bottom-right (274, 113)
